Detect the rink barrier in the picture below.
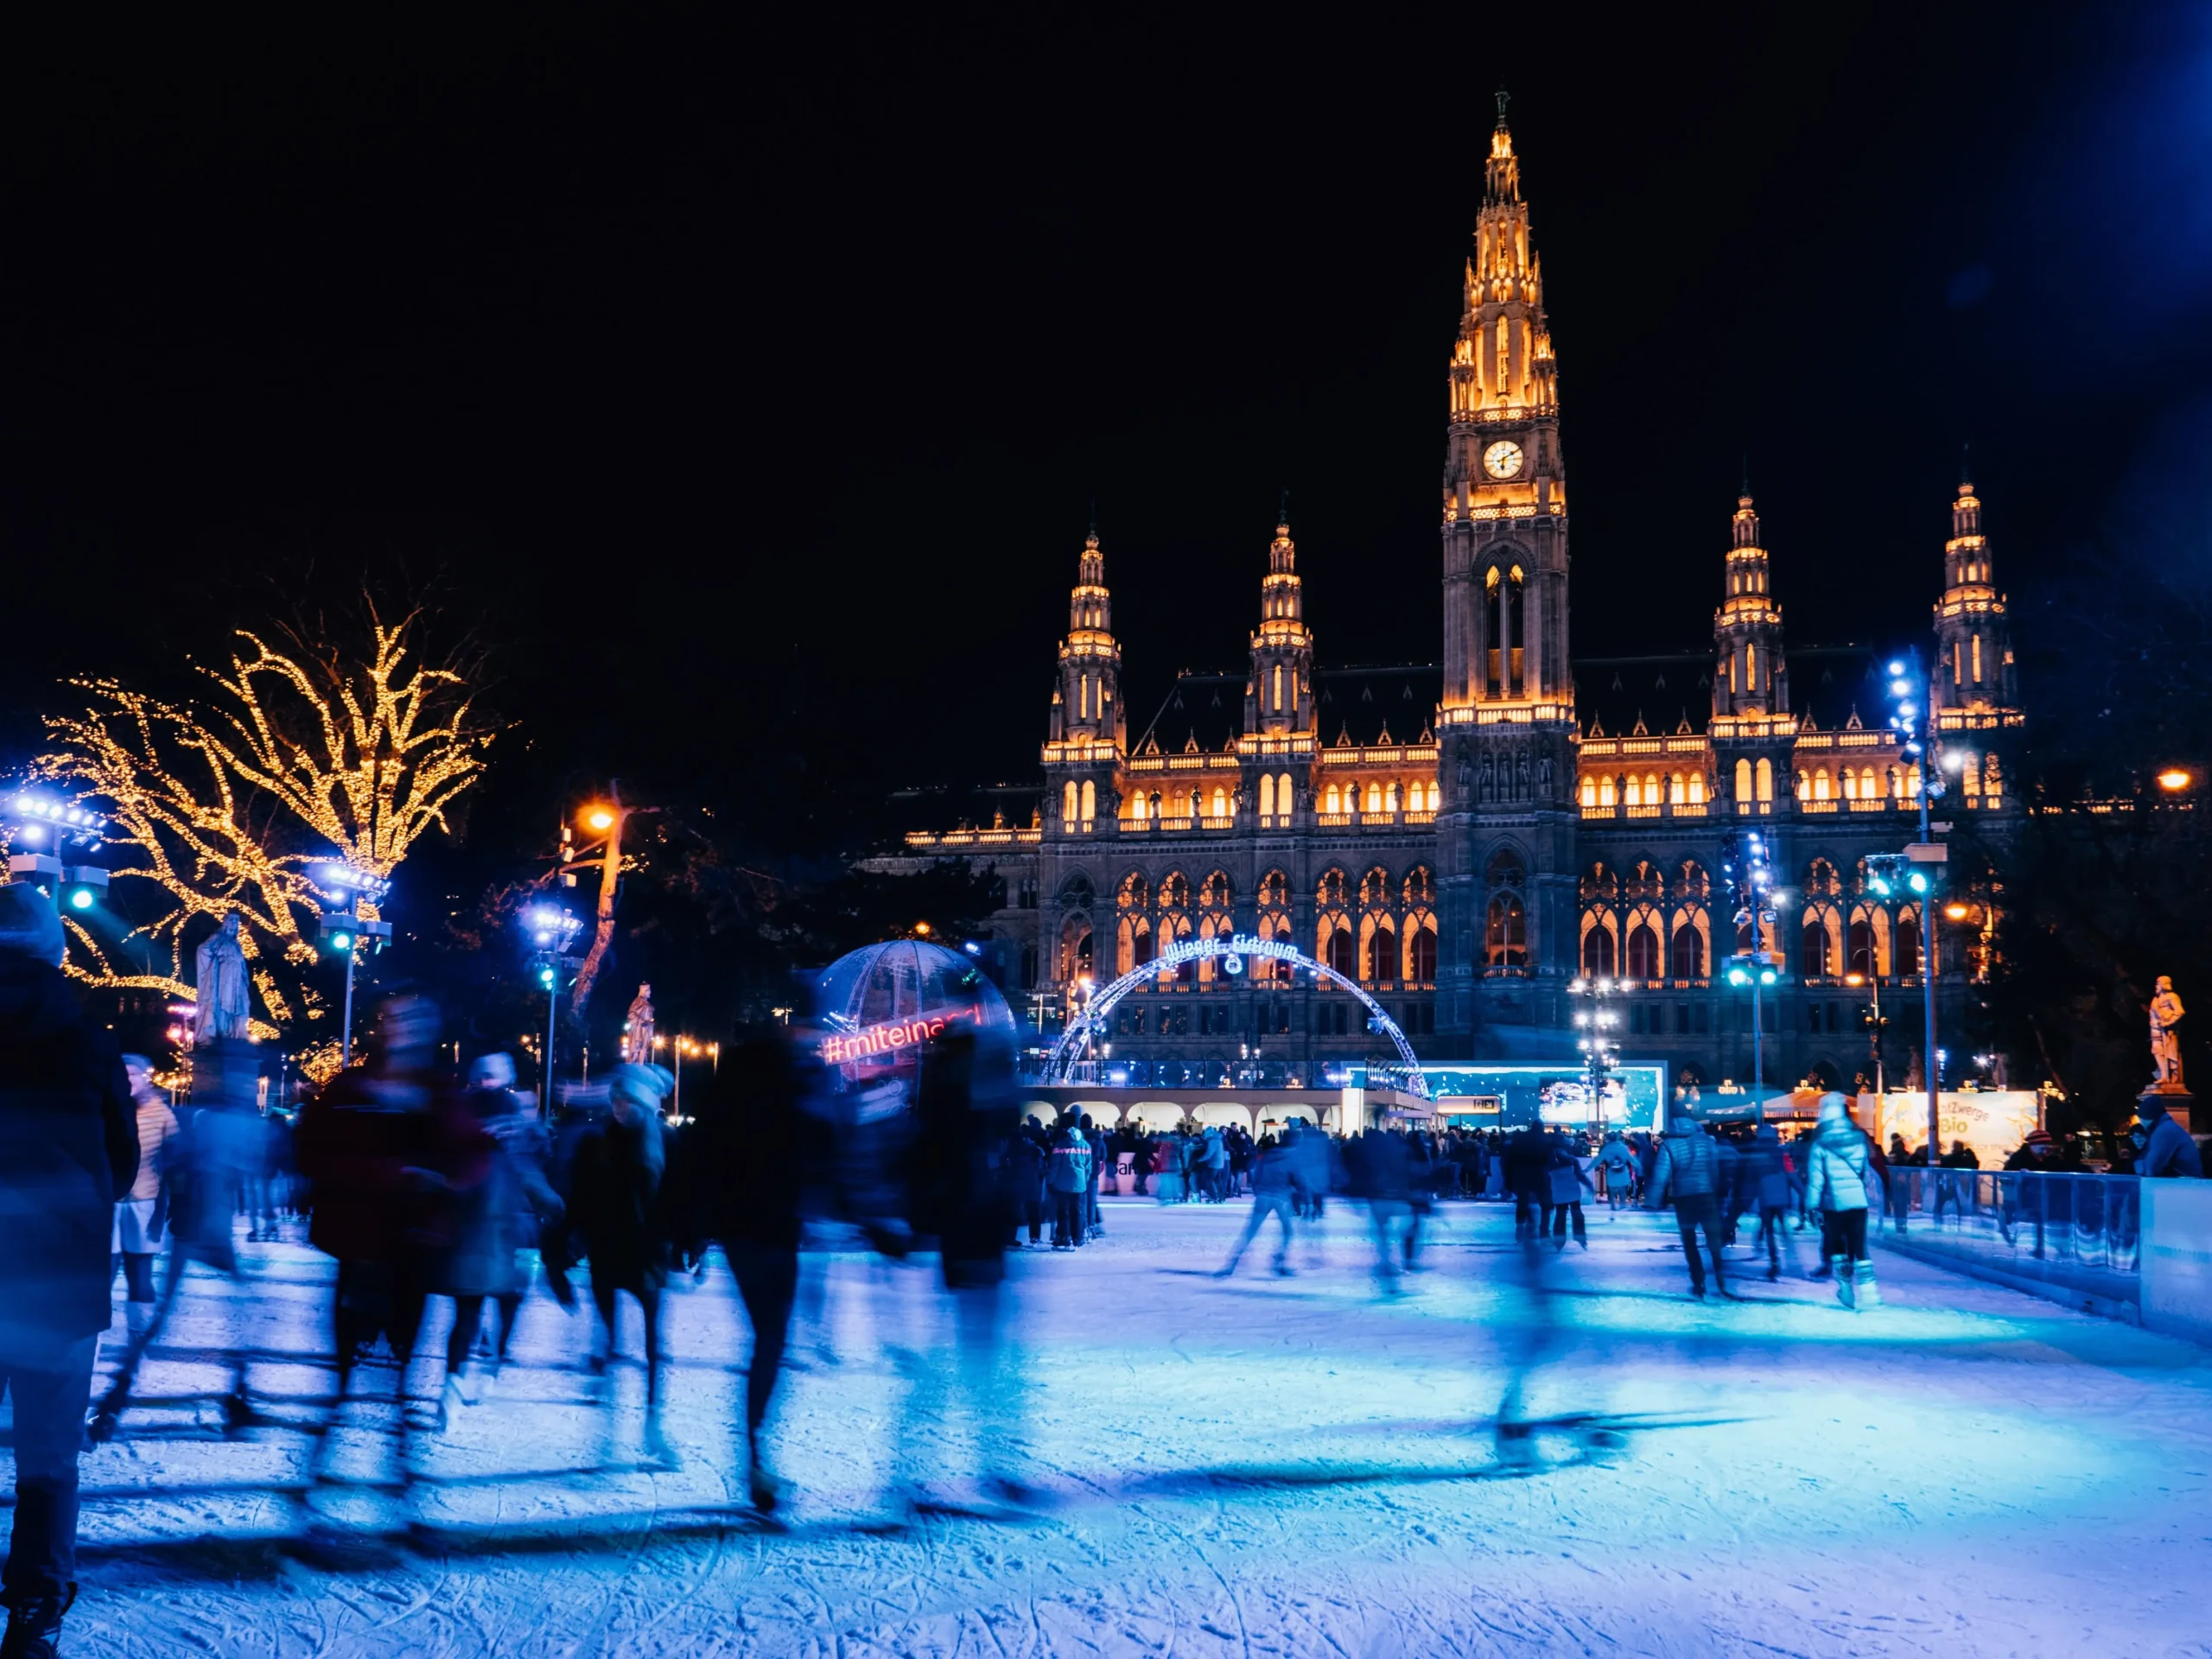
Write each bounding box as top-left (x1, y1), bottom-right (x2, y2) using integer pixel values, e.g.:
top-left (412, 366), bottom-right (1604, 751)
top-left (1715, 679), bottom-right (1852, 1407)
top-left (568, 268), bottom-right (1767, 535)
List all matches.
top-left (2141, 1179), bottom-right (2212, 1346)
top-left (1872, 1168), bottom-right (2145, 1323)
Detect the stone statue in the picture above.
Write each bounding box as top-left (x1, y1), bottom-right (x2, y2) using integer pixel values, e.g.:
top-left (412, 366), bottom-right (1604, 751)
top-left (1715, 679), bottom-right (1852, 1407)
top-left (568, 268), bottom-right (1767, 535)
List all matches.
top-left (623, 982), bottom-right (656, 1065)
top-left (192, 912), bottom-right (253, 1046)
top-left (2150, 976), bottom-right (2185, 1089)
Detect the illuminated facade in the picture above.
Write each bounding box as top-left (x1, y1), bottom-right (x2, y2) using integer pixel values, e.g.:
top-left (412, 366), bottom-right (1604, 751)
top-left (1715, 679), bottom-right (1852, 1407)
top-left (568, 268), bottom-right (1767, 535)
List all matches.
top-left (897, 106), bottom-right (2024, 1095)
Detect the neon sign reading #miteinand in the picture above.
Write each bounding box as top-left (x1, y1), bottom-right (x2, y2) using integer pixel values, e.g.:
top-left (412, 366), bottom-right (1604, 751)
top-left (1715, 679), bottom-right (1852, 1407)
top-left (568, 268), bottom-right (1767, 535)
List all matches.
top-left (819, 1010), bottom-right (969, 1065)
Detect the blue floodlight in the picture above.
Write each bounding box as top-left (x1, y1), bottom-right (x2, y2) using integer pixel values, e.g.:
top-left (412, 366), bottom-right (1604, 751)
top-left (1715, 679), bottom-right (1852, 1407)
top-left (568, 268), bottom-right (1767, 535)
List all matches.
top-left (1908, 871), bottom-right (1929, 893)
top-left (1888, 659), bottom-right (1906, 676)
top-left (67, 887), bottom-right (95, 911)
top-left (1726, 964), bottom-right (1751, 987)
top-left (963, 940), bottom-right (982, 956)
top-left (538, 966), bottom-right (556, 987)
top-left (329, 931), bottom-right (353, 953)
top-left (1891, 678), bottom-right (1911, 697)
top-left (1759, 967), bottom-right (1777, 986)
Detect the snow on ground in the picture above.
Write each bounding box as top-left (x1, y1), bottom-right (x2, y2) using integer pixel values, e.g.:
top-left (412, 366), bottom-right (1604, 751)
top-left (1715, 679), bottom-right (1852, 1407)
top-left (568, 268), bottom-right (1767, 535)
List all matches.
top-left (20, 1198), bottom-right (2212, 1657)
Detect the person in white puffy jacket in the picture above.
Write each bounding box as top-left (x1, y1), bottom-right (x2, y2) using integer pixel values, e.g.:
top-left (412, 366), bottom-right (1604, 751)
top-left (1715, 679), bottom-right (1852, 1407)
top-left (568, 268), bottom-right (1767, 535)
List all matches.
top-left (1802, 1094), bottom-right (1880, 1310)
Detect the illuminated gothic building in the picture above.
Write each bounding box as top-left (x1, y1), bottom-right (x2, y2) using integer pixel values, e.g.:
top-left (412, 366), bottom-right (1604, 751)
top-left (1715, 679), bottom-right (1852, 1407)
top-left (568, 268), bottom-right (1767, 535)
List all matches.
top-left (898, 108), bottom-right (2024, 1096)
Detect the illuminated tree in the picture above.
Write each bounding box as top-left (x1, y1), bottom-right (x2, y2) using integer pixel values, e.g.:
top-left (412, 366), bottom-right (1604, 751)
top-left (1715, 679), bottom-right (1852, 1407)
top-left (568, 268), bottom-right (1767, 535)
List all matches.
top-left (40, 607), bottom-right (494, 1050)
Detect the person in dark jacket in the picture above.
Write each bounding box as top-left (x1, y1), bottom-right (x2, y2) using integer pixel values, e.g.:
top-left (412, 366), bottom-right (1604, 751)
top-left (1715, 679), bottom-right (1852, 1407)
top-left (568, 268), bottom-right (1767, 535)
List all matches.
top-left (702, 1031), bottom-right (828, 1515)
top-left (1647, 1116), bottom-right (1726, 1298)
top-left (1741, 1122), bottom-right (1798, 1281)
top-left (433, 1053), bottom-right (562, 1429)
top-left (1008, 1122), bottom-right (1048, 1246)
top-left (1503, 1125), bottom-right (1548, 1239)
top-left (2138, 1098), bottom-right (2205, 1179)
top-left (0, 885), bottom-right (136, 1657)
top-left (895, 1028), bottom-right (1031, 1509)
top-left (569, 1063), bottom-right (675, 1462)
top-left (1352, 1128), bottom-right (1414, 1294)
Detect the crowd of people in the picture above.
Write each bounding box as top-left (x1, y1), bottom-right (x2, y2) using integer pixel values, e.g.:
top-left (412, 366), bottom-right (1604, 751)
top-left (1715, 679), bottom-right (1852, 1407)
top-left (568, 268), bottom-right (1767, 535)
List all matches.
top-left (3, 866), bottom-right (2204, 1656)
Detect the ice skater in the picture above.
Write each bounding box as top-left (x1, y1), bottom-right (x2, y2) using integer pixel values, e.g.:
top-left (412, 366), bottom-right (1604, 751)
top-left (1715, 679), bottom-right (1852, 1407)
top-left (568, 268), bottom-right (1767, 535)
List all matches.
top-left (1802, 1096), bottom-right (1880, 1309)
top-left (1646, 1114), bottom-right (1726, 1300)
top-left (569, 1063), bottom-right (677, 1464)
top-left (0, 884), bottom-right (137, 1658)
top-left (1215, 1134), bottom-right (1298, 1277)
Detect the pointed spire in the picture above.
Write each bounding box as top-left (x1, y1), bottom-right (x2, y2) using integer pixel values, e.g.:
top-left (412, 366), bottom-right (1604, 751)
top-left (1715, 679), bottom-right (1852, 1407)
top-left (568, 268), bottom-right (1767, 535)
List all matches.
top-left (1959, 442), bottom-right (1973, 488)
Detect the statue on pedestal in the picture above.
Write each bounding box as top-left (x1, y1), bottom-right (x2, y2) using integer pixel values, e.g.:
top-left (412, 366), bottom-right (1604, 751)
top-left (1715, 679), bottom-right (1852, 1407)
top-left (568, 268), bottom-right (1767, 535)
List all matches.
top-left (2149, 976), bottom-right (2186, 1090)
top-left (191, 913), bottom-right (253, 1046)
top-left (623, 982), bottom-right (655, 1065)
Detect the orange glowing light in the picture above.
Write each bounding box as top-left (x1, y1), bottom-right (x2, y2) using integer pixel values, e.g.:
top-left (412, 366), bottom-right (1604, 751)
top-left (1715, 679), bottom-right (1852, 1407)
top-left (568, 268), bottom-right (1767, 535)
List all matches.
top-left (583, 806), bottom-right (616, 832)
top-left (1943, 902), bottom-right (1971, 921)
top-left (2157, 768), bottom-right (2192, 792)
top-left (913, 920), bottom-right (932, 937)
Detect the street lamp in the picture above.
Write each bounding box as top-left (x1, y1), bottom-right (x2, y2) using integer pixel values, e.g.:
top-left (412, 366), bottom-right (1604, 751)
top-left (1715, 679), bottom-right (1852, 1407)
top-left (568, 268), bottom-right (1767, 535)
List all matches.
top-left (3, 788), bottom-right (111, 915)
top-left (1567, 975), bottom-right (1627, 1134)
top-left (2157, 767), bottom-right (2192, 793)
top-left (525, 902), bottom-right (584, 1113)
top-left (315, 861), bottom-right (393, 1067)
top-left (1887, 655), bottom-right (1947, 1158)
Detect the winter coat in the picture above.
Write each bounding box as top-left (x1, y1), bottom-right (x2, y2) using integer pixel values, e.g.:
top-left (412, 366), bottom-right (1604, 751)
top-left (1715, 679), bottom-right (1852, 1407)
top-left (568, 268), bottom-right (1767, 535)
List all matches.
top-left (1353, 1130), bottom-right (1411, 1202)
top-left (297, 1071), bottom-right (490, 1264)
top-left (1046, 1130), bottom-right (1093, 1193)
top-left (1503, 1128), bottom-right (1548, 1198)
top-left (0, 953), bottom-right (137, 1348)
top-left (1250, 1141), bottom-right (1294, 1193)
top-left (910, 1032), bottom-right (1020, 1284)
top-left (1599, 1138), bottom-right (1634, 1176)
top-left (1648, 1122), bottom-right (1721, 1205)
top-left (2140, 1110), bottom-right (2205, 1179)
top-left (569, 1108), bottom-right (668, 1290)
top-left (1545, 1142), bottom-right (1594, 1205)
top-left (436, 1089), bottom-right (563, 1297)
top-left (126, 1090), bottom-right (180, 1205)
top-left (1740, 1128), bottom-right (1791, 1209)
top-left (1802, 1122), bottom-right (1872, 1213)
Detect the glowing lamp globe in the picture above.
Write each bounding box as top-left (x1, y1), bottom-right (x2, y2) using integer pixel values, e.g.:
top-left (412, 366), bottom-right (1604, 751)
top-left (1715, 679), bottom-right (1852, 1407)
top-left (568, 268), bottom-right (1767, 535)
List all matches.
top-left (810, 939), bottom-right (1017, 1075)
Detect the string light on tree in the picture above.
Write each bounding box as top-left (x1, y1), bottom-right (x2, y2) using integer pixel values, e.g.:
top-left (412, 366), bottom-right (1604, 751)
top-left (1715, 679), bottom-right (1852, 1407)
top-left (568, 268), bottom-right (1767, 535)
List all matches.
top-left (37, 607), bottom-right (493, 1073)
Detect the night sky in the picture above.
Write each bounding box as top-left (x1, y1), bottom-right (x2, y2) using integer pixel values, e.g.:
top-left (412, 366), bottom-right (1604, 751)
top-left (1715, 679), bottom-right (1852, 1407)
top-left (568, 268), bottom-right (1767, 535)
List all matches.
top-left (3, 4), bottom-right (2209, 846)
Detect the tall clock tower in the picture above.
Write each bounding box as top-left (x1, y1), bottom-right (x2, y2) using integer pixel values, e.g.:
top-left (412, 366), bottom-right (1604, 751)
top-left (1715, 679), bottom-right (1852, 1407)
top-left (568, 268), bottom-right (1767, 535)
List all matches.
top-left (1436, 97), bottom-right (1578, 1052)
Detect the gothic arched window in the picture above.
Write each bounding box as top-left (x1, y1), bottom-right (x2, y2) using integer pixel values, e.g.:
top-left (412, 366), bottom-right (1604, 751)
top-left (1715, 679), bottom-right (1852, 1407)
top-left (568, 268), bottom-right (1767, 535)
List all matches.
top-left (1259, 773), bottom-right (1276, 817)
top-left (1672, 921), bottom-right (1705, 981)
top-left (1627, 921), bottom-right (1660, 981)
top-left (1487, 894), bottom-right (1528, 969)
top-left (1583, 925), bottom-right (1616, 977)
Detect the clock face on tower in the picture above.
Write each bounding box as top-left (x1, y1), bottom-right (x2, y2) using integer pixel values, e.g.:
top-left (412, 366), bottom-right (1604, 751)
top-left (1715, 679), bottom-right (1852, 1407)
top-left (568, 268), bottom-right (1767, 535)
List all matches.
top-left (1482, 440), bottom-right (1524, 480)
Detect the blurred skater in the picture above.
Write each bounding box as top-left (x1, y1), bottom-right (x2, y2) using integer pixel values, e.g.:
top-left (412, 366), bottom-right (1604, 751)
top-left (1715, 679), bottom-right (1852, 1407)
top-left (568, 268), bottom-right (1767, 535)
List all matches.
top-left (703, 1033), bottom-right (827, 1515)
top-left (1215, 1131), bottom-right (1297, 1278)
top-left (0, 885), bottom-right (137, 1657)
top-left (432, 1054), bottom-right (562, 1429)
top-left (569, 1063), bottom-right (676, 1462)
top-left (294, 995), bottom-right (486, 1506)
top-left (108, 1057), bottom-right (178, 1358)
top-left (894, 1029), bottom-right (1031, 1513)
top-left (92, 1039), bottom-right (263, 1440)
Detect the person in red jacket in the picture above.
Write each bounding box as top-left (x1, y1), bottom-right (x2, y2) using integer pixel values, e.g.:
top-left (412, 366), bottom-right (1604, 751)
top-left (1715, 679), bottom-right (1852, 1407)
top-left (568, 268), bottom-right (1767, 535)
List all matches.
top-left (295, 995), bottom-right (488, 1505)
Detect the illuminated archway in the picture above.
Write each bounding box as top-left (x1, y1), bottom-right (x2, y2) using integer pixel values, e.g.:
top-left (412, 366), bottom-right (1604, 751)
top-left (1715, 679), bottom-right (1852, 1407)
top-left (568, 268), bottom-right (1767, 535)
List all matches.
top-left (1041, 931), bottom-right (1430, 1096)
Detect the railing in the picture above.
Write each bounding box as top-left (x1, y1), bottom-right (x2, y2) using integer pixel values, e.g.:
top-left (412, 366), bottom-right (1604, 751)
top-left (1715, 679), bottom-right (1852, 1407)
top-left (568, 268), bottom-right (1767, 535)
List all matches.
top-left (905, 828), bottom-right (1045, 848)
top-left (1874, 1169), bottom-right (2142, 1299)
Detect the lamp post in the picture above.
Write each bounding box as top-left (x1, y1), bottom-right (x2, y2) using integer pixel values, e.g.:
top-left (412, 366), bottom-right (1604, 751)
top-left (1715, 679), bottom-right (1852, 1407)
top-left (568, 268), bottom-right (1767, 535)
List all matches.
top-left (3, 788), bottom-right (112, 918)
top-left (1722, 829), bottom-right (1783, 1124)
top-left (1886, 655), bottom-right (1947, 1161)
top-left (525, 903), bottom-right (584, 1115)
top-left (1567, 975), bottom-right (1625, 1134)
top-left (315, 861), bottom-right (393, 1068)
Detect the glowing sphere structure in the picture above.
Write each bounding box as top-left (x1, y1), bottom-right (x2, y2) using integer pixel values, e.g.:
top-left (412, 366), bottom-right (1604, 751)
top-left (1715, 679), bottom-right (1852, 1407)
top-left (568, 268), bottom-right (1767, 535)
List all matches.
top-left (810, 939), bottom-right (1017, 1075)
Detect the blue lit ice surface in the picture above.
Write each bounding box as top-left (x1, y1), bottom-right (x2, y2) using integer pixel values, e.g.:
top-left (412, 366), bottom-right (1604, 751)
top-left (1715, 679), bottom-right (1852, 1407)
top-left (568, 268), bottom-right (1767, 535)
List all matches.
top-left (60, 1199), bottom-right (2212, 1655)
top-left (1423, 1062), bottom-right (1668, 1132)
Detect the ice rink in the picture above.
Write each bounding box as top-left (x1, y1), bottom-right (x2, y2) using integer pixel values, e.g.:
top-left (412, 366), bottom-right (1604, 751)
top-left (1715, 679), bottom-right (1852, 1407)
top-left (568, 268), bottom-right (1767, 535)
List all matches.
top-left (22, 1198), bottom-right (2212, 1657)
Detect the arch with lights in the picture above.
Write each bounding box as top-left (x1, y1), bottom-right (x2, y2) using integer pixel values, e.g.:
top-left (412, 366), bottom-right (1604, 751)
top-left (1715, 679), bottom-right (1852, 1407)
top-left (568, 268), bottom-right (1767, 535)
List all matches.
top-left (1042, 932), bottom-right (1430, 1096)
